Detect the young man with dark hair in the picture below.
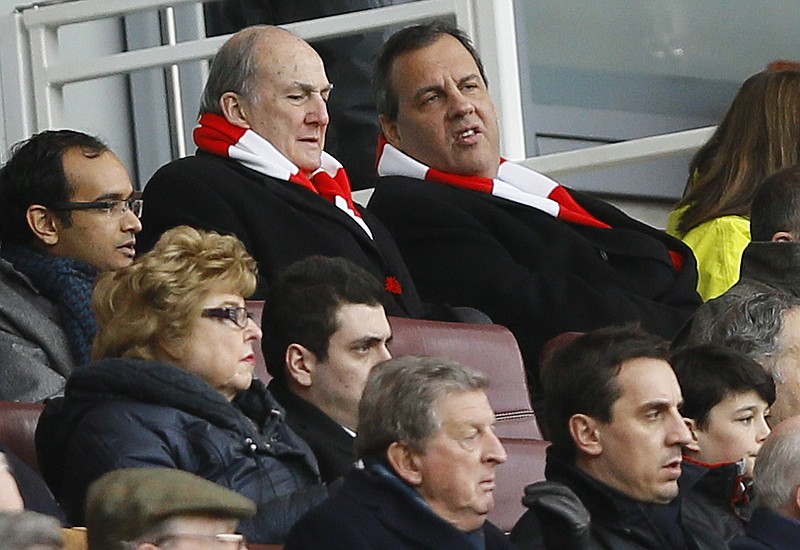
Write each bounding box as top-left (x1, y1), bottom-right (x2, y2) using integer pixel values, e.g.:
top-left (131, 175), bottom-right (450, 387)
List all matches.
top-left (510, 325), bottom-right (725, 550)
top-left (0, 129), bottom-right (142, 401)
top-left (262, 255), bottom-right (392, 481)
top-left (671, 345), bottom-right (775, 543)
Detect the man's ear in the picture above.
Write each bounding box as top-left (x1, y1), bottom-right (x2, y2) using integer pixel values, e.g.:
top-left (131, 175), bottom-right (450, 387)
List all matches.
top-left (386, 441), bottom-right (423, 487)
top-left (772, 231), bottom-right (796, 242)
top-left (379, 114), bottom-right (401, 149)
top-left (26, 205), bottom-right (62, 246)
top-left (285, 343), bottom-right (315, 388)
top-left (568, 414), bottom-right (603, 457)
top-left (683, 418), bottom-right (702, 453)
top-left (794, 484), bottom-right (800, 516)
top-left (219, 92), bottom-right (250, 129)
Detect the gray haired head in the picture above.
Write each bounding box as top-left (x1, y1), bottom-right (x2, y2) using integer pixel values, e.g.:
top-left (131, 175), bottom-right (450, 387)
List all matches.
top-left (694, 292), bottom-right (800, 381)
top-left (356, 355), bottom-right (489, 458)
top-left (753, 416), bottom-right (800, 516)
top-left (0, 511), bottom-right (63, 550)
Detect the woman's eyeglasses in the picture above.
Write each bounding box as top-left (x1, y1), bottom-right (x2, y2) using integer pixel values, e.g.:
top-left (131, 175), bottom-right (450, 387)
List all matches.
top-left (202, 307), bottom-right (252, 329)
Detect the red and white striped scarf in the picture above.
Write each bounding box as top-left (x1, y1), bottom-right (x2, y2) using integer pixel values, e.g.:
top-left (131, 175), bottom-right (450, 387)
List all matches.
top-left (376, 136), bottom-right (610, 229)
top-left (195, 113), bottom-right (372, 239)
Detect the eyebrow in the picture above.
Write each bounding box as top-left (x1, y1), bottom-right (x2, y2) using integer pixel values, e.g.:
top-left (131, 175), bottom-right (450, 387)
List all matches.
top-left (640, 398), bottom-right (681, 413)
top-left (412, 73), bottom-right (482, 100)
top-left (89, 189), bottom-right (135, 202)
top-left (351, 333), bottom-right (392, 347)
top-left (289, 81), bottom-right (333, 94)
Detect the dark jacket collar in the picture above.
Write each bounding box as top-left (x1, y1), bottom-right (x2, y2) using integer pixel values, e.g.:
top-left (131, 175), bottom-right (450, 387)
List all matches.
top-left (739, 241), bottom-right (800, 292)
top-left (680, 457), bottom-right (749, 508)
top-left (544, 446), bottom-right (697, 549)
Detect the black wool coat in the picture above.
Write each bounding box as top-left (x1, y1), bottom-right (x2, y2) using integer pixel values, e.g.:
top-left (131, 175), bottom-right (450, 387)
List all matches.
top-left (35, 358), bottom-right (328, 543)
top-left (368, 176), bottom-right (702, 397)
top-left (286, 467), bottom-right (515, 550)
top-left (268, 379), bottom-right (357, 483)
top-left (139, 152), bottom-right (424, 317)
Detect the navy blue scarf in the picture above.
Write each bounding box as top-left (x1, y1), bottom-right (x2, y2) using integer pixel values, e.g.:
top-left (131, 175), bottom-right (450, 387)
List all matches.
top-left (1, 243), bottom-right (98, 366)
top-left (366, 458), bottom-right (487, 550)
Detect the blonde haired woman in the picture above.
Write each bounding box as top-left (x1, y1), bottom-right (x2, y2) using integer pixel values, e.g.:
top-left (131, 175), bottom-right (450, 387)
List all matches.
top-left (36, 226), bottom-right (328, 544)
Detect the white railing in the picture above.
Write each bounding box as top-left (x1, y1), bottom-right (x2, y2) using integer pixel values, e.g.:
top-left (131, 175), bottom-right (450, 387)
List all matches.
top-left (3, 0), bottom-right (712, 183)
top-left (9, 0), bottom-right (525, 159)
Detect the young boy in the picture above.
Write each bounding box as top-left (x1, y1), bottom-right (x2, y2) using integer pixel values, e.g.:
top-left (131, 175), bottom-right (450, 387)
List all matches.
top-left (671, 344), bottom-right (775, 543)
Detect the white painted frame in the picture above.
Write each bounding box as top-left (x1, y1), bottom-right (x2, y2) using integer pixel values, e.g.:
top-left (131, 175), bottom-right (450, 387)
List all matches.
top-left (5, 0), bottom-right (714, 179)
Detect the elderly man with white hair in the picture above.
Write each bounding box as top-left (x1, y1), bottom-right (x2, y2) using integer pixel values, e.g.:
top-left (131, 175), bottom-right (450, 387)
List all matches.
top-left (730, 415), bottom-right (800, 549)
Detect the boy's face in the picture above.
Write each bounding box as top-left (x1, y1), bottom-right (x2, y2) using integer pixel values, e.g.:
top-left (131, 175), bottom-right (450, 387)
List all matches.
top-left (692, 390), bottom-right (771, 478)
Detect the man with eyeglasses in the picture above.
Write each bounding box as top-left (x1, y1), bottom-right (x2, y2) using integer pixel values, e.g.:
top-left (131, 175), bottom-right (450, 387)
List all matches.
top-left (85, 468), bottom-right (255, 550)
top-left (0, 129), bottom-right (142, 402)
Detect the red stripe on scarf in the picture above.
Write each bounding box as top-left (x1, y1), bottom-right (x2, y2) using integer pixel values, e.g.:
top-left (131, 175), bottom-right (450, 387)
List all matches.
top-left (194, 113), bottom-right (247, 157)
top-left (378, 136), bottom-right (685, 272)
top-left (196, 113), bottom-right (362, 218)
top-left (548, 186), bottom-right (610, 229)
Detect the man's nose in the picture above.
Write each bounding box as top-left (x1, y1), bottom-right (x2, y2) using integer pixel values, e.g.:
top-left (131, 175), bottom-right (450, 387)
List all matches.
top-left (123, 208), bottom-right (143, 233)
top-left (448, 90), bottom-right (475, 119)
top-left (307, 94), bottom-right (330, 126)
top-left (484, 430), bottom-right (508, 464)
top-left (669, 410), bottom-right (693, 446)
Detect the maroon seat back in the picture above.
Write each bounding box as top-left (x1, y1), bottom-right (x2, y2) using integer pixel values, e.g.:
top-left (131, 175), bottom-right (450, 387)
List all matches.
top-left (493, 438), bottom-right (548, 532)
top-left (0, 401), bottom-right (45, 473)
top-left (387, 316), bottom-right (542, 440)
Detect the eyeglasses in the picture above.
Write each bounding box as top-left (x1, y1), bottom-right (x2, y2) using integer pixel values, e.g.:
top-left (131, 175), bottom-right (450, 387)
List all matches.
top-left (49, 197), bottom-right (143, 219)
top-left (202, 307), bottom-right (252, 329)
top-left (153, 532), bottom-right (246, 549)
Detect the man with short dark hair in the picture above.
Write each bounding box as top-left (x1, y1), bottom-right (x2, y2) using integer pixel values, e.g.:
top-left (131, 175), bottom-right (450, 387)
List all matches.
top-left (510, 325), bottom-right (723, 550)
top-left (85, 468), bottom-right (256, 550)
top-left (367, 22), bottom-right (701, 403)
top-left (730, 415), bottom-right (800, 550)
top-left (0, 129), bottom-right (142, 401)
top-left (285, 355), bottom-right (512, 549)
top-left (262, 255), bottom-right (392, 481)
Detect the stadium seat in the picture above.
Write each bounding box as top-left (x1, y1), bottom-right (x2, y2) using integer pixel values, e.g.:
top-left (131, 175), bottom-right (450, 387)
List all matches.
top-left (387, 316), bottom-right (543, 440)
top-left (0, 400), bottom-right (44, 474)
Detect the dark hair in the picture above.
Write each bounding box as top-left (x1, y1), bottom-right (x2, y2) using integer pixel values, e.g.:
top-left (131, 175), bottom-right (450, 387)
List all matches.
top-left (261, 256), bottom-right (384, 382)
top-left (541, 325), bottom-right (669, 460)
top-left (0, 129), bottom-right (108, 243)
top-left (374, 21), bottom-right (488, 121)
top-left (675, 69), bottom-right (800, 235)
top-left (750, 164), bottom-right (800, 241)
top-left (671, 345), bottom-right (776, 430)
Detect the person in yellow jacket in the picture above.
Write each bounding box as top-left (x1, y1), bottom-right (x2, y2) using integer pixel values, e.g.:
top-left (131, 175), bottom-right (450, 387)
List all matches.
top-left (669, 68), bottom-right (800, 300)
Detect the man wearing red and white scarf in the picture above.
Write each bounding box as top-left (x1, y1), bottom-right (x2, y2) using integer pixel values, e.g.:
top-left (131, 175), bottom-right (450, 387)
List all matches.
top-left (367, 23), bottom-right (702, 406)
top-left (139, 26), bottom-right (434, 319)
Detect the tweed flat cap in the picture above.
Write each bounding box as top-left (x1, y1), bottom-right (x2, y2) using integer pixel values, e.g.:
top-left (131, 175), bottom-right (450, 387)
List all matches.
top-left (85, 468), bottom-right (256, 550)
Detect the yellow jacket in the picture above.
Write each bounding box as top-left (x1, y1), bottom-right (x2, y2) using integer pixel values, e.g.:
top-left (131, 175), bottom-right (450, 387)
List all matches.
top-left (667, 207), bottom-right (751, 301)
